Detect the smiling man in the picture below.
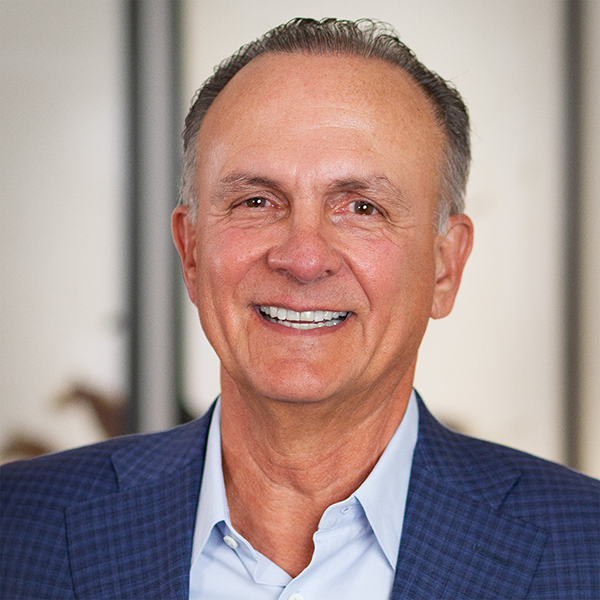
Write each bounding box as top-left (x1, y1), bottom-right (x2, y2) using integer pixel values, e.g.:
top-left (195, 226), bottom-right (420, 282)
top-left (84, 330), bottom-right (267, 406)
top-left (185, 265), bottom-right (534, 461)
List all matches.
top-left (172, 47), bottom-right (467, 591)
top-left (2, 18), bottom-right (599, 600)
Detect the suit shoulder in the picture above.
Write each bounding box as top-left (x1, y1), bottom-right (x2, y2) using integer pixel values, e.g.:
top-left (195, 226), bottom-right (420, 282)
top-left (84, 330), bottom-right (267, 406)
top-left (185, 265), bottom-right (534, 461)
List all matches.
top-left (1, 434), bottom-right (135, 510)
top-left (465, 431), bottom-right (598, 495)
top-left (458, 433), bottom-right (600, 596)
top-left (0, 416), bottom-right (208, 511)
top-left (419, 399), bottom-right (599, 495)
top-left (1, 415), bottom-right (212, 598)
top-left (447, 425), bottom-right (597, 492)
top-left (417, 400), bottom-right (599, 530)
top-left (413, 399), bottom-right (599, 599)
top-left (488, 439), bottom-right (600, 525)
top-left (438, 427), bottom-right (599, 539)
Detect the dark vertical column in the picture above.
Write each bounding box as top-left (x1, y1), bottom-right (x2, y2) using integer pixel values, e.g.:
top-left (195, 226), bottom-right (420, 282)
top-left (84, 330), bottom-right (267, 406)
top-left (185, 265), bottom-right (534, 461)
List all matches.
top-left (563, 0), bottom-right (584, 469)
top-left (126, 0), bottom-right (182, 433)
top-left (170, 1), bottom-right (192, 426)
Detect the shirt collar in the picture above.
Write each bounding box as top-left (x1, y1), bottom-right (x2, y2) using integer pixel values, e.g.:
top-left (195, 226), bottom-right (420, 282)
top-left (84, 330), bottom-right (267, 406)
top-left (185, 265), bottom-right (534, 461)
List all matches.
top-left (191, 390), bottom-right (419, 569)
top-left (191, 399), bottom-right (229, 565)
top-left (353, 390), bottom-right (419, 566)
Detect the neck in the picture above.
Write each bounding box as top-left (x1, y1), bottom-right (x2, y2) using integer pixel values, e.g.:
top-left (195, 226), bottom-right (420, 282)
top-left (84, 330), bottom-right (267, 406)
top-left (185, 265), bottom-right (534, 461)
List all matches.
top-left (218, 366), bottom-right (414, 576)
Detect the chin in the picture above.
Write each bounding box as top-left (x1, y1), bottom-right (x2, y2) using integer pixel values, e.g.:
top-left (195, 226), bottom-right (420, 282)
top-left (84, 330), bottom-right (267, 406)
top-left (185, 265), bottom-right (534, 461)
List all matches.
top-left (251, 373), bottom-right (341, 405)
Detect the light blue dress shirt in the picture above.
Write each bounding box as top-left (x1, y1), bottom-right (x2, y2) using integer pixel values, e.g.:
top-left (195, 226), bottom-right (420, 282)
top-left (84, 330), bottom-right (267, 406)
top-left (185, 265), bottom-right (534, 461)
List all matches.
top-left (189, 391), bottom-right (419, 600)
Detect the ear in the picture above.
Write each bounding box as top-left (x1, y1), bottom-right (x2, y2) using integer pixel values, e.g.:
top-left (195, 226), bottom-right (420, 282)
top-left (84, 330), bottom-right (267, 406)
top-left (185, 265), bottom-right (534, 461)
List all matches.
top-left (172, 205), bottom-right (198, 305)
top-left (430, 213), bottom-right (474, 320)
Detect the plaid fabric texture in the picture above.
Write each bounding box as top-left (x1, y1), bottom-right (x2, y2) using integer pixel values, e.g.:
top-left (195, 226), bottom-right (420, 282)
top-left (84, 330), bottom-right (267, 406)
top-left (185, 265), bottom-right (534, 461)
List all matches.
top-left (1, 410), bottom-right (212, 600)
top-left (2, 398), bottom-right (598, 599)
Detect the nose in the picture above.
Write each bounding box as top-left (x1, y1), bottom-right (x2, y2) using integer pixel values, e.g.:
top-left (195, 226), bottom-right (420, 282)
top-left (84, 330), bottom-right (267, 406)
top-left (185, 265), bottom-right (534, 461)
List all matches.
top-left (266, 211), bottom-right (343, 283)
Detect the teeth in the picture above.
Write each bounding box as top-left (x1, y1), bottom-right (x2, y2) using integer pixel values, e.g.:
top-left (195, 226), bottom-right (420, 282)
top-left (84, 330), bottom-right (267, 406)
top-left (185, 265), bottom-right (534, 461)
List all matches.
top-left (259, 306), bottom-right (349, 329)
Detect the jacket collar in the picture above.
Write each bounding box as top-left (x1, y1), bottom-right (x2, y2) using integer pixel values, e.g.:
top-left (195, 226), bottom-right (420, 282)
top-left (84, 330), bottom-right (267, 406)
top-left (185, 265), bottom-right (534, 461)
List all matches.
top-left (111, 408), bottom-right (213, 490)
top-left (391, 396), bottom-right (547, 599)
top-left (66, 407), bottom-right (214, 600)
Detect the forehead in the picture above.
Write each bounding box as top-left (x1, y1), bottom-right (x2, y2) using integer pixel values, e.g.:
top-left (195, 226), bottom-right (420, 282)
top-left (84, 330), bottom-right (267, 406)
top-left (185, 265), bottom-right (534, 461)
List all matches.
top-left (195, 53), bottom-right (444, 193)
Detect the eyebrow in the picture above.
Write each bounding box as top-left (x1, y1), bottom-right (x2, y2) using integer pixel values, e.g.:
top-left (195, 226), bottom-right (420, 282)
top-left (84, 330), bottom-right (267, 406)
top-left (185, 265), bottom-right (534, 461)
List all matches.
top-left (329, 176), bottom-right (412, 217)
top-left (211, 173), bottom-right (279, 205)
top-left (218, 172), bottom-right (278, 190)
top-left (326, 175), bottom-right (405, 199)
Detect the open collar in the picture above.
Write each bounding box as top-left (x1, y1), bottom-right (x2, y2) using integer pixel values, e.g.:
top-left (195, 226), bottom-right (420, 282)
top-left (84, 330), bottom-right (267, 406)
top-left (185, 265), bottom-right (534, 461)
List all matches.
top-left (354, 390), bottom-right (418, 567)
top-left (192, 392), bottom-right (419, 572)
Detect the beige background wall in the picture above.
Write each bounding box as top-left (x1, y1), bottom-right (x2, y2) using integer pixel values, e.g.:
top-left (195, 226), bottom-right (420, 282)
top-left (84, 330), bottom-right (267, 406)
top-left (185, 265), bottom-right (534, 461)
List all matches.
top-left (1, 0), bottom-right (598, 476)
top-left (1, 0), bottom-right (126, 454)
top-left (580, 1), bottom-right (600, 477)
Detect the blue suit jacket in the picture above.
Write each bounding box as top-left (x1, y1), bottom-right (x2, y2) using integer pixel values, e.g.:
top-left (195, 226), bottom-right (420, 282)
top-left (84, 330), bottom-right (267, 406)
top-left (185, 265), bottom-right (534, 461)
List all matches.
top-left (2, 398), bottom-right (599, 599)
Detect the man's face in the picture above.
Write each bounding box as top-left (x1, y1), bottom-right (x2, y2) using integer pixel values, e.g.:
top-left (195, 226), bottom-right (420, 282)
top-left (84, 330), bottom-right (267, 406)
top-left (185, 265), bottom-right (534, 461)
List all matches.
top-left (174, 53), bottom-right (471, 405)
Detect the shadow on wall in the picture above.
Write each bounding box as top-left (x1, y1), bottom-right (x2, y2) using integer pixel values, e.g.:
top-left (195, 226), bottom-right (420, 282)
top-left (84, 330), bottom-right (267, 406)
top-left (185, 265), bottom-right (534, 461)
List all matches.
top-left (0, 384), bottom-right (125, 464)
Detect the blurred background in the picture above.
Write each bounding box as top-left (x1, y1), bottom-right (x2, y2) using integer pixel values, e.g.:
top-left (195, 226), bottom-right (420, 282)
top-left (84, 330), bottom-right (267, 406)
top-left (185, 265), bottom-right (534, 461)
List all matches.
top-left (1, 0), bottom-right (598, 478)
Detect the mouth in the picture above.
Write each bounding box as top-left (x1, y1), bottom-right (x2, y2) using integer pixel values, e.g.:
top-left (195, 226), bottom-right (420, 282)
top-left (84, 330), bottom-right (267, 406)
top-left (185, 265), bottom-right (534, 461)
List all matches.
top-left (258, 305), bottom-right (350, 330)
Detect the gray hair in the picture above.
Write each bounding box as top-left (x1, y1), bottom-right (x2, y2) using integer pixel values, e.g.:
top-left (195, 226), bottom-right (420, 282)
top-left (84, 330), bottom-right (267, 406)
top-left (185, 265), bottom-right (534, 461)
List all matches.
top-left (180, 18), bottom-right (470, 232)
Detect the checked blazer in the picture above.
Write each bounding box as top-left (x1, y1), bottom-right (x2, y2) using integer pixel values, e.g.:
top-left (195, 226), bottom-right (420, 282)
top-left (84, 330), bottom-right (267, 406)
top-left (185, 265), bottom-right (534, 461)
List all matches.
top-left (2, 397), bottom-right (599, 599)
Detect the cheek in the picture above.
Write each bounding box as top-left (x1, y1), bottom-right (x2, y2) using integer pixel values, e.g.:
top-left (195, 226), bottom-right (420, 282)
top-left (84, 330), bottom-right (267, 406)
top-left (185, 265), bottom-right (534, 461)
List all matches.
top-left (350, 233), bottom-right (437, 318)
top-left (192, 227), bottom-right (253, 353)
top-left (194, 223), bottom-right (269, 302)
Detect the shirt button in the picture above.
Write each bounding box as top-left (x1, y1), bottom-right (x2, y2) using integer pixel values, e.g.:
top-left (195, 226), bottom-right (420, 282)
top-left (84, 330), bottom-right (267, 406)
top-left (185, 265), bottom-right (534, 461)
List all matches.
top-left (223, 535), bottom-right (238, 549)
top-left (288, 595), bottom-right (304, 600)
top-left (341, 507), bottom-right (351, 514)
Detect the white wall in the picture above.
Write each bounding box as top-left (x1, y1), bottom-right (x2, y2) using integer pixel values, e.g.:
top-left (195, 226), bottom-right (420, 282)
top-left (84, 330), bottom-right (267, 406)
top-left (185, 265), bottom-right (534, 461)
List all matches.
top-left (180, 0), bottom-right (598, 474)
top-left (0, 0), bottom-right (126, 454)
top-left (580, 0), bottom-right (600, 477)
top-left (1, 0), bottom-right (596, 477)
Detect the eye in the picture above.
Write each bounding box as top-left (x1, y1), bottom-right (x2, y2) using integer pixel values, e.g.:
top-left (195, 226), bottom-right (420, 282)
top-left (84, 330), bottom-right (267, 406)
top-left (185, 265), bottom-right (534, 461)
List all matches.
top-left (351, 200), bottom-right (378, 216)
top-left (243, 197), bottom-right (270, 208)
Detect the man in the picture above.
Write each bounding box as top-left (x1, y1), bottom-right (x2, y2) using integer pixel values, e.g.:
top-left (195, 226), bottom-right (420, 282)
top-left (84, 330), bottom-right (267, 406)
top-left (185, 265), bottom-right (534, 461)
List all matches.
top-left (1, 18), bottom-right (598, 600)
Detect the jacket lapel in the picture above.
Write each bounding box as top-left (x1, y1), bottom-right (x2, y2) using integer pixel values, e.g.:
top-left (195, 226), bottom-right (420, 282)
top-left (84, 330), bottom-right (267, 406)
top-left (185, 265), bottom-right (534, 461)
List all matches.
top-left (65, 408), bottom-right (213, 600)
top-left (392, 399), bottom-right (547, 599)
